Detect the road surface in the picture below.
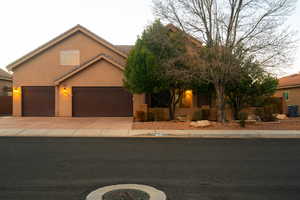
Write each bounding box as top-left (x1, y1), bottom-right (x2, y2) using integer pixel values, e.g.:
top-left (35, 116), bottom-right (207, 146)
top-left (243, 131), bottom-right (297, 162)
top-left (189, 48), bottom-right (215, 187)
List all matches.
top-left (1, 137), bottom-right (300, 200)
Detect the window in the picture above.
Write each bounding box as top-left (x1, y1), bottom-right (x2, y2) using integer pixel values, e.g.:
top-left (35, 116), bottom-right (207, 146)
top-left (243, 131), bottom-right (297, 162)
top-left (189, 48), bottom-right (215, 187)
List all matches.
top-left (60, 50), bottom-right (80, 65)
top-left (197, 92), bottom-right (210, 107)
top-left (146, 91), bottom-right (170, 108)
top-left (283, 91), bottom-right (289, 100)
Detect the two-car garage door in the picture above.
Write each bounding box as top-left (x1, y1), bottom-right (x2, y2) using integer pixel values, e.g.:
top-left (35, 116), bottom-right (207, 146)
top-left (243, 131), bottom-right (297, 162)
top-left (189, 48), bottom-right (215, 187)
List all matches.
top-left (21, 86), bottom-right (132, 117)
top-left (72, 87), bottom-right (133, 117)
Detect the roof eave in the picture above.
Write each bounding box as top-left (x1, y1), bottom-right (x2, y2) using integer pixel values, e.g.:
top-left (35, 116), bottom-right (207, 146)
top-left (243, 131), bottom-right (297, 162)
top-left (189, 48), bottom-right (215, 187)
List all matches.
top-left (0, 77), bottom-right (12, 82)
top-left (277, 84), bottom-right (300, 89)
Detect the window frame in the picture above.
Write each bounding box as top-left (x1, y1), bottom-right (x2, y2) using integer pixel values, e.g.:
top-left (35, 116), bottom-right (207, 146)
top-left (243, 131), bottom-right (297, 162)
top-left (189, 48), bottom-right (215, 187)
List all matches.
top-left (283, 91), bottom-right (289, 101)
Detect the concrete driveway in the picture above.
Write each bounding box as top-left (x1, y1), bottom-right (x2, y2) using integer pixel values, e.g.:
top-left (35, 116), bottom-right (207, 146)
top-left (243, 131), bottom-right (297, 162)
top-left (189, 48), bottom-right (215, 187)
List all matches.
top-left (0, 117), bottom-right (133, 129)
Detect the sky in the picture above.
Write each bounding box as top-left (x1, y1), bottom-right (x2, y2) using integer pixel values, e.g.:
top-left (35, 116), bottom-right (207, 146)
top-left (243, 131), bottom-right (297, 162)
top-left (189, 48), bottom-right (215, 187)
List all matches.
top-left (0, 0), bottom-right (300, 77)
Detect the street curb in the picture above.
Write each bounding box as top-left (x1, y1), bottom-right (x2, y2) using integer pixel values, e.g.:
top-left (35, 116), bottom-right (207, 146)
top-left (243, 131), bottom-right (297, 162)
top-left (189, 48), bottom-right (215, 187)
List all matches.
top-left (0, 129), bottom-right (300, 138)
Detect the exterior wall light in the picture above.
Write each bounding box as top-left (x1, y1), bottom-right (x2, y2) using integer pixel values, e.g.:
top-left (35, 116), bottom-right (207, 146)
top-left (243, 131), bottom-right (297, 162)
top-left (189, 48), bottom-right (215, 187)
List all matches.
top-left (185, 90), bottom-right (192, 96)
top-left (62, 87), bottom-right (70, 96)
top-left (13, 87), bottom-right (21, 95)
top-left (182, 90), bottom-right (193, 108)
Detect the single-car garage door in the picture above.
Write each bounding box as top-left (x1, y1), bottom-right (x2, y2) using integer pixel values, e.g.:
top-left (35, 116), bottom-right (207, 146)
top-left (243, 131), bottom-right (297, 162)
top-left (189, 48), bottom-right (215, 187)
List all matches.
top-left (72, 87), bottom-right (133, 117)
top-left (22, 86), bottom-right (55, 116)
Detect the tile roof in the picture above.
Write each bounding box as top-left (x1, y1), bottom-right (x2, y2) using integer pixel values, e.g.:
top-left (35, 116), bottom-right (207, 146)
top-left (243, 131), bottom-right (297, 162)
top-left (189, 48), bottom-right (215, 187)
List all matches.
top-left (115, 45), bottom-right (133, 54)
top-left (0, 68), bottom-right (12, 80)
top-left (278, 73), bottom-right (300, 89)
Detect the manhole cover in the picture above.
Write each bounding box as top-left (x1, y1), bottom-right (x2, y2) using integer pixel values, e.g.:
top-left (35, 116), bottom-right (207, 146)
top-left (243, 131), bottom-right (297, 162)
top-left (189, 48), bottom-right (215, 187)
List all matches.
top-left (86, 184), bottom-right (166, 200)
top-left (103, 189), bottom-right (149, 200)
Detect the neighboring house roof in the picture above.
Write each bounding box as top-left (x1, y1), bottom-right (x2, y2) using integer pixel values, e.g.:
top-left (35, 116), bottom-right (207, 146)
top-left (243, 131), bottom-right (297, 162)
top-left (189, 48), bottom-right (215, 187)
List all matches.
top-left (278, 73), bottom-right (300, 89)
top-left (0, 68), bottom-right (12, 81)
top-left (115, 45), bottom-right (133, 54)
top-left (54, 53), bottom-right (124, 85)
top-left (6, 24), bottom-right (128, 71)
top-left (166, 24), bottom-right (203, 47)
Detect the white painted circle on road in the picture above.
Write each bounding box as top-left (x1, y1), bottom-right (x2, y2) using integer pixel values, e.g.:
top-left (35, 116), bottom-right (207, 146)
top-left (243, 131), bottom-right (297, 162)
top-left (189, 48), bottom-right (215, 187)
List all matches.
top-left (86, 184), bottom-right (166, 200)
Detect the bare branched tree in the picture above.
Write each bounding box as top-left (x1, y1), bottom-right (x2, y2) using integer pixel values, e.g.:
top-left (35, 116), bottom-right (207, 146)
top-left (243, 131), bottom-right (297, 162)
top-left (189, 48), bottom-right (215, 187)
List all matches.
top-left (153, 0), bottom-right (297, 122)
top-left (153, 0), bottom-right (297, 66)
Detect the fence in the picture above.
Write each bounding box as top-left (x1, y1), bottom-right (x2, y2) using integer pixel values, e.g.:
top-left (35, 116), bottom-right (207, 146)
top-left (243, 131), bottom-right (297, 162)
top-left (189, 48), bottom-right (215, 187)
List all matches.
top-left (0, 96), bottom-right (12, 115)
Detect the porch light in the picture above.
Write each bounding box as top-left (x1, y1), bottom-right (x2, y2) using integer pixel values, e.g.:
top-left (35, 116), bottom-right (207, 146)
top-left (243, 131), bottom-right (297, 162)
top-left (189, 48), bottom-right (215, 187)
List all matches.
top-left (185, 90), bottom-right (192, 96)
top-left (62, 87), bottom-right (70, 96)
top-left (13, 87), bottom-right (21, 95)
top-left (182, 90), bottom-right (193, 108)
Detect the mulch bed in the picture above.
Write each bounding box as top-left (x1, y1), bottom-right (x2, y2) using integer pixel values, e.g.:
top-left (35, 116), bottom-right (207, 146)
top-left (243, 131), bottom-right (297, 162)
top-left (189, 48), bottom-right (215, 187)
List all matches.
top-left (133, 118), bottom-right (300, 130)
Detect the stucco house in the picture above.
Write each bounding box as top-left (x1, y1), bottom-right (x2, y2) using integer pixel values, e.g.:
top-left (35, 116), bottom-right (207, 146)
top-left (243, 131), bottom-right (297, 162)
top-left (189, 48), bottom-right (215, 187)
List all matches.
top-left (6, 25), bottom-right (146, 117)
top-left (275, 73), bottom-right (300, 110)
top-left (0, 68), bottom-right (12, 96)
top-left (6, 24), bottom-right (211, 119)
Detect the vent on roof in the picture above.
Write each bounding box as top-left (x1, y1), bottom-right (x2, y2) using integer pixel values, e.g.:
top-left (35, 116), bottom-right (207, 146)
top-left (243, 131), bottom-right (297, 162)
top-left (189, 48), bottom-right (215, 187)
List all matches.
top-left (60, 50), bottom-right (80, 66)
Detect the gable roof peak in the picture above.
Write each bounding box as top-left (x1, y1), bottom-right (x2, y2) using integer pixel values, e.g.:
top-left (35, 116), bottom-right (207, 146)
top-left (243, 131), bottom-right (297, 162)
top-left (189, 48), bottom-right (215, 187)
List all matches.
top-left (54, 53), bottom-right (124, 85)
top-left (6, 24), bottom-right (127, 71)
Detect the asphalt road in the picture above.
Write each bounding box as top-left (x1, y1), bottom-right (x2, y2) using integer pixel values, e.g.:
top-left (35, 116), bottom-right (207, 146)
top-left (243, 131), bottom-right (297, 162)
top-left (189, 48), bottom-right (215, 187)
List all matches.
top-left (1, 137), bottom-right (300, 200)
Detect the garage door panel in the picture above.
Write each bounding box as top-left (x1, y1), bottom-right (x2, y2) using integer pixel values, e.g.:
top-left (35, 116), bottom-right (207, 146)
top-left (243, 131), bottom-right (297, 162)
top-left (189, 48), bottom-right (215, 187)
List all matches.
top-left (72, 87), bottom-right (132, 117)
top-left (22, 86), bottom-right (55, 116)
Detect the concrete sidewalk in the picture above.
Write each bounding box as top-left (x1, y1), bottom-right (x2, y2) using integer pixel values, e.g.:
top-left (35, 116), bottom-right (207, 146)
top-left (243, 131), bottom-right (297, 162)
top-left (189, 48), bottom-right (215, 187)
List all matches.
top-left (0, 129), bottom-right (300, 138)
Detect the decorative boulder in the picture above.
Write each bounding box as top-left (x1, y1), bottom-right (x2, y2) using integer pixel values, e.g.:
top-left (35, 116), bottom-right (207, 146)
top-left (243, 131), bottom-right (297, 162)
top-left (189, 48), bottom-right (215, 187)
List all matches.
top-left (276, 114), bottom-right (288, 120)
top-left (247, 114), bottom-right (257, 120)
top-left (176, 115), bottom-right (188, 122)
top-left (190, 120), bottom-right (211, 128)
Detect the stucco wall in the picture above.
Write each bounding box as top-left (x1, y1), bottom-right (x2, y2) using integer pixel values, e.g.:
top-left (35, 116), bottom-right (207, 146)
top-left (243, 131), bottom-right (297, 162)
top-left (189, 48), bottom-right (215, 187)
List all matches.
top-left (275, 88), bottom-right (300, 107)
top-left (11, 31), bottom-right (128, 116)
top-left (12, 32), bottom-right (125, 86)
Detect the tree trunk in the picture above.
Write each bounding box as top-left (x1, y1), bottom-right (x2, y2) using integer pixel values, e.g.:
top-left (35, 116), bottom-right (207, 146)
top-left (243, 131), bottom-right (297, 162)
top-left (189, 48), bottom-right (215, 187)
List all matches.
top-left (168, 103), bottom-right (175, 120)
top-left (215, 84), bottom-right (226, 123)
top-left (168, 89), bottom-right (175, 120)
top-left (168, 89), bottom-right (183, 120)
top-left (234, 97), bottom-right (242, 120)
top-left (233, 105), bottom-right (239, 120)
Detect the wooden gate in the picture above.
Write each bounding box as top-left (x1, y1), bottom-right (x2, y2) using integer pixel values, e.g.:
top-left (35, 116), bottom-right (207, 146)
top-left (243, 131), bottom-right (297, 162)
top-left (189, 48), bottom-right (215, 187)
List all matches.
top-left (0, 96), bottom-right (12, 116)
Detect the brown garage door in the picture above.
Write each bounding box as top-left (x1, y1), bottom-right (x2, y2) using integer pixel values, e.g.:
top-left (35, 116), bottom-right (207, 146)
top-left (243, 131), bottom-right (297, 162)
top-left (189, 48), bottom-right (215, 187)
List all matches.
top-left (72, 87), bottom-right (133, 117)
top-left (22, 86), bottom-right (55, 116)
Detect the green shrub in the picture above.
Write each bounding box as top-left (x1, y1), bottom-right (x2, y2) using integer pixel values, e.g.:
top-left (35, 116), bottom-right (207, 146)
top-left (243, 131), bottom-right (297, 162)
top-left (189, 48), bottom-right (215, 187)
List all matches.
top-left (264, 97), bottom-right (281, 113)
top-left (202, 109), bottom-right (210, 120)
top-left (238, 112), bottom-right (248, 128)
top-left (192, 109), bottom-right (210, 121)
top-left (147, 112), bottom-right (155, 121)
top-left (135, 111), bottom-right (146, 122)
top-left (152, 109), bottom-right (165, 121)
top-left (262, 105), bottom-right (277, 122)
top-left (255, 106), bottom-right (277, 122)
top-left (192, 110), bottom-right (203, 121)
top-left (254, 107), bottom-right (264, 120)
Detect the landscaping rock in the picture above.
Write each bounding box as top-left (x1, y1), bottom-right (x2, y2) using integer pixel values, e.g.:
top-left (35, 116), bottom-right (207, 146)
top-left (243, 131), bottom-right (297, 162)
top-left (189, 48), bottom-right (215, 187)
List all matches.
top-left (176, 115), bottom-right (188, 122)
top-left (245, 120), bottom-right (256, 125)
top-left (248, 114), bottom-right (257, 120)
top-left (190, 120), bottom-right (211, 128)
top-left (276, 114), bottom-right (288, 120)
